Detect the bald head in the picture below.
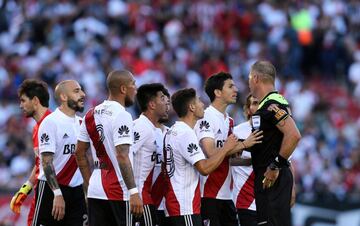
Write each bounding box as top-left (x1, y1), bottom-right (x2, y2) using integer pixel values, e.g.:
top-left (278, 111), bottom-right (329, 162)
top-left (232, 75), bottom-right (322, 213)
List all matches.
top-left (106, 70), bottom-right (134, 95)
top-left (250, 61), bottom-right (276, 84)
top-left (55, 80), bottom-right (73, 103)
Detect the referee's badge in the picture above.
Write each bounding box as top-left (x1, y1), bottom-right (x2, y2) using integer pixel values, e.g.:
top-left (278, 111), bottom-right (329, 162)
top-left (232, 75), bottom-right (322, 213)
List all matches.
top-left (252, 115), bottom-right (261, 130)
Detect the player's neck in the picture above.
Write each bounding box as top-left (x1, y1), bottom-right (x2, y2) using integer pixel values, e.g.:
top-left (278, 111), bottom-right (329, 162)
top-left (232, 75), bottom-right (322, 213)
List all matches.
top-left (211, 100), bottom-right (227, 116)
top-left (108, 95), bottom-right (125, 108)
top-left (180, 115), bottom-right (197, 129)
top-left (58, 105), bottom-right (76, 118)
top-left (33, 106), bottom-right (48, 122)
top-left (142, 112), bottom-right (158, 127)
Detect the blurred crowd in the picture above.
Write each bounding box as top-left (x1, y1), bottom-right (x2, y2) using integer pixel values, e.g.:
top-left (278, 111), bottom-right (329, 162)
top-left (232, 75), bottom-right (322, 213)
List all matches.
top-left (0, 0), bottom-right (360, 208)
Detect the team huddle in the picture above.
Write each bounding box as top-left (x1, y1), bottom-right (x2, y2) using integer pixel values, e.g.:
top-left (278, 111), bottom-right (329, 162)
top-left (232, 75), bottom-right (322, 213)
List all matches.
top-left (9, 60), bottom-right (301, 226)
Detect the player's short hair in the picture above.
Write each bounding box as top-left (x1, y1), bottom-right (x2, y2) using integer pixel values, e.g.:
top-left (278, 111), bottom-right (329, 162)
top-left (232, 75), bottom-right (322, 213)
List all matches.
top-left (162, 86), bottom-right (170, 98)
top-left (136, 83), bottom-right (166, 112)
top-left (204, 71), bottom-right (232, 102)
top-left (18, 79), bottom-right (49, 107)
top-left (171, 88), bottom-right (196, 118)
top-left (250, 60), bottom-right (276, 83)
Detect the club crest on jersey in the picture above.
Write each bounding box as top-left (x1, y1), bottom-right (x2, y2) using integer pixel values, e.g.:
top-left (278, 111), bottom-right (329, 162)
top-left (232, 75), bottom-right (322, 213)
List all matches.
top-left (199, 120), bottom-right (210, 132)
top-left (40, 133), bottom-right (50, 144)
top-left (164, 144), bottom-right (175, 178)
top-left (118, 125), bottom-right (130, 138)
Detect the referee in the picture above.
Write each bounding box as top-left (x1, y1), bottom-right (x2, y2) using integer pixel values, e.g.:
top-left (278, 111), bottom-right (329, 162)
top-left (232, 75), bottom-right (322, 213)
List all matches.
top-left (248, 61), bottom-right (301, 226)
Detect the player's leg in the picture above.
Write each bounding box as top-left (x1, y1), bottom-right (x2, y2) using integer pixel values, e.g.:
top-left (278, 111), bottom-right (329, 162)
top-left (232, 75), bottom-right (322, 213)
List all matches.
top-left (201, 198), bottom-right (221, 226)
top-left (133, 204), bottom-right (156, 226)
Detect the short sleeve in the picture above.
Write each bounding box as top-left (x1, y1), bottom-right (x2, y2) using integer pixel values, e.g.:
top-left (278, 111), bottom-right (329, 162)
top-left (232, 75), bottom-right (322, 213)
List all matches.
top-left (38, 118), bottom-right (56, 154)
top-left (78, 116), bottom-right (90, 142)
top-left (130, 121), bottom-right (152, 154)
top-left (178, 130), bottom-right (205, 165)
top-left (113, 111), bottom-right (133, 146)
top-left (195, 116), bottom-right (215, 141)
top-left (264, 102), bottom-right (289, 125)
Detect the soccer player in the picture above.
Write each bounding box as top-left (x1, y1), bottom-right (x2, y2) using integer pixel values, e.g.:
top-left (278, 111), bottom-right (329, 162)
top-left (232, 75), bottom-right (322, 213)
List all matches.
top-left (33, 80), bottom-right (87, 226)
top-left (152, 89), bottom-right (171, 226)
top-left (10, 79), bottom-right (51, 226)
top-left (248, 61), bottom-right (301, 226)
top-left (194, 72), bottom-right (260, 226)
top-left (163, 88), bottom-right (262, 226)
top-left (130, 83), bottom-right (168, 226)
top-left (231, 94), bottom-right (259, 226)
top-left (75, 70), bottom-right (143, 226)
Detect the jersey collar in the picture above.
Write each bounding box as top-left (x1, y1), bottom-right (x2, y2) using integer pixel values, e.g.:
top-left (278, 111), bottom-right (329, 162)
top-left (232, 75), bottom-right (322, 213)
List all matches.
top-left (208, 105), bottom-right (228, 119)
top-left (104, 100), bottom-right (125, 111)
top-left (139, 114), bottom-right (157, 130)
top-left (258, 91), bottom-right (278, 109)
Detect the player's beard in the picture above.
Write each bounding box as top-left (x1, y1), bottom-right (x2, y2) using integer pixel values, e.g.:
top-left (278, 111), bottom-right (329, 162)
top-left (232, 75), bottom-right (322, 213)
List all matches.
top-left (124, 95), bottom-right (134, 107)
top-left (67, 99), bottom-right (84, 112)
top-left (23, 109), bottom-right (35, 118)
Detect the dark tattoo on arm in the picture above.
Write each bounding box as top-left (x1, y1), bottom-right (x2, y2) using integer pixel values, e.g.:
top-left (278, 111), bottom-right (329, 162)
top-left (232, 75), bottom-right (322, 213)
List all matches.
top-left (42, 152), bottom-right (60, 191)
top-left (116, 144), bottom-right (136, 190)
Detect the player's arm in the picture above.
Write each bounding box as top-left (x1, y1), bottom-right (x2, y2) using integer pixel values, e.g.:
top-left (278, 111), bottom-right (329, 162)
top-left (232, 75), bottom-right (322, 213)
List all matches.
top-left (42, 152), bottom-right (65, 221)
top-left (195, 135), bottom-right (238, 175)
top-left (200, 134), bottom-right (239, 158)
top-left (75, 141), bottom-right (91, 192)
top-left (115, 144), bottom-right (143, 217)
top-left (227, 130), bottom-right (263, 155)
top-left (229, 157), bottom-right (252, 166)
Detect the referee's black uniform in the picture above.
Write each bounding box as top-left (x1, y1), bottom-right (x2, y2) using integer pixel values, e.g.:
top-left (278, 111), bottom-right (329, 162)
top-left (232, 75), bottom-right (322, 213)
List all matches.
top-left (249, 91), bottom-right (293, 226)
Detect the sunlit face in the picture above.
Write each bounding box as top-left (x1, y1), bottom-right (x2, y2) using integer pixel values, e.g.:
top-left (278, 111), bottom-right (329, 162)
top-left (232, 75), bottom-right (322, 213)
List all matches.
top-left (248, 96), bottom-right (259, 117)
top-left (248, 71), bottom-right (256, 96)
top-left (65, 81), bottom-right (86, 113)
top-left (153, 91), bottom-right (168, 119)
top-left (19, 94), bottom-right (35, 118)
top-left (125, 77), bottom-right (137, 107)
top-left (159, 95), bottom-right (170, 123)
top-left (194, 96), bottom-right (205, 119)
top-left (219, 79), bottom-right (238, 104)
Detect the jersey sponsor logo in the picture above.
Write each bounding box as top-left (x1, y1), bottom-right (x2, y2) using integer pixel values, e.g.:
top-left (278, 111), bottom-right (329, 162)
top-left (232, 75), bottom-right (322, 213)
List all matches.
top-left (63, 143), bottom-right (76, 154)
top-left (118, 125), bottom-right (130, 137)
top-left (63, 133), bottom-right (69, 139)
top-left (164, 144), bottom-right (175, 178)
top-left (94, 108), bottom-right (112, 116)
top-left (187, 143), bottom-right (198, 153)
top-left (96, 124), bottom-right (105, 142)
top-left (199, 120), bottom-right (210, 131)
top-left (216, 140), bottom-right (225, 148)
top-left (40, 133), bottom-right (49, 143)
top-left (134, 131), bottom-right (140, 142)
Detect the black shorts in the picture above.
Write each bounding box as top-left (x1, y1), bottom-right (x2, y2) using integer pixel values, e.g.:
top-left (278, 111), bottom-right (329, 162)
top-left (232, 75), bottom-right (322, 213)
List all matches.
top-left (237, 209), bottom-right (257, 226)
top-left (31, 180), bottom-right (87, 226)
top-left (155, 209), bottom-right (170, 226)
top-left (201, 198), bottom-right (238, 226)
top-left (132, 204), bottom-right (156, 226)
top-left (254, 167), bottom-right (293, 226)
top-left (88, 198), bottom-right (132, 226)
top-left (168, 214), bottom-right (202, 226)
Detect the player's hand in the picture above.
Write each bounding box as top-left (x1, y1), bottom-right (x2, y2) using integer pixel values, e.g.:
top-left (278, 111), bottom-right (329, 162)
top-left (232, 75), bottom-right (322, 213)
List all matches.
top-left (262, 167), bottom-right (279, 189)
top-left (243, 130), bottom-right (263, 148)
top-left (10, 182), bottom-right (32, 214)
top-left (52, 195), bottom-right (65, 221)
top-left (223, 134), bottom-right (238, 153)
top-left (130, 193), bottom-right (143, 218)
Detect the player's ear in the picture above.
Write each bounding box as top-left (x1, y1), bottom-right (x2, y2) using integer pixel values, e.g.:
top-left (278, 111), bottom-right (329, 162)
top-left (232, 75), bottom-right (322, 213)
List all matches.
top-left (120, 84), bottom-right (126, 94)
top-left (148, 99), bottom-right (156, 110)
top-left (214, 89), bottom-right (222, 98)
top-left (189, 101), bottom-right (195, 113)
top-left (32, 96), bottom-right (40, 105)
